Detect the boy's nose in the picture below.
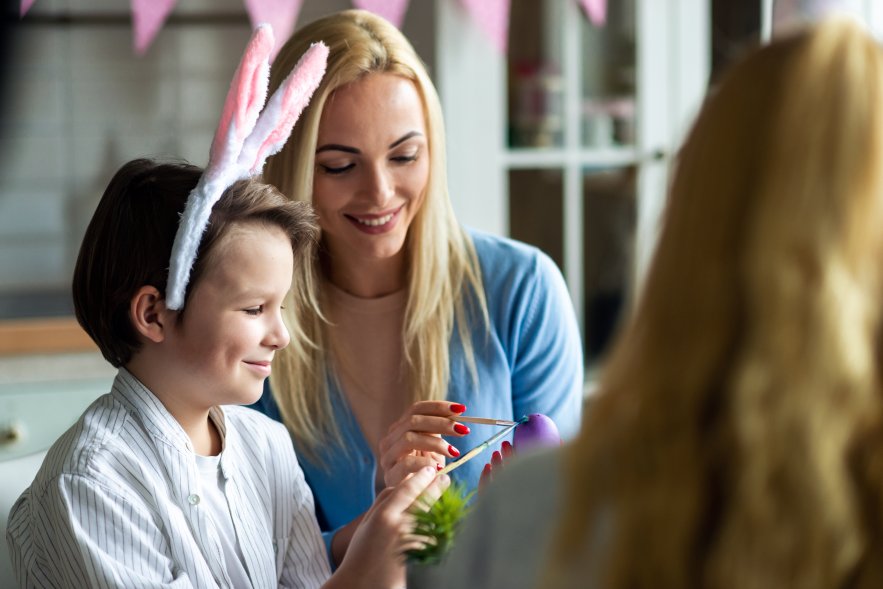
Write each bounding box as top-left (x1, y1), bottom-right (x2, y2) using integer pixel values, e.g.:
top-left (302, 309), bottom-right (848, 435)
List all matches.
top-left (267, 316), bottom-right (291, 350)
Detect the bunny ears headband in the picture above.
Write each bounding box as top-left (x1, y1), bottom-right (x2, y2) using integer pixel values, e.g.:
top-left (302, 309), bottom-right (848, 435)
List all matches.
top-left (165, 25), bottom-right (328, 310)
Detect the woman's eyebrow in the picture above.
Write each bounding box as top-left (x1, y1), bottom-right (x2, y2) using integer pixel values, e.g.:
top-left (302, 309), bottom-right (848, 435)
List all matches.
top-left (316, 143), bottom-right (359, 154)
top-left (389, 131), bottom-right (423, 148)
top-left (315, 131), bottom-right (424, 154)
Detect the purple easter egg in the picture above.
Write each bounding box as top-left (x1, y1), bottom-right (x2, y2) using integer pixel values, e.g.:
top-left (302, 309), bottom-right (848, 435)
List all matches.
top-left (513, 413), bottom-right (561, 453)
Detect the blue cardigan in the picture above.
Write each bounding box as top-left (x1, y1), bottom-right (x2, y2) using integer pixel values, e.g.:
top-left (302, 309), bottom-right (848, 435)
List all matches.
top-left (250, 230), bottom-right (584, 556)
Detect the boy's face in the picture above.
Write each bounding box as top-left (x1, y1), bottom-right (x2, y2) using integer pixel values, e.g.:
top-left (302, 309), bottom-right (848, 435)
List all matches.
top-left (164, 223), bottom-right (293, 407)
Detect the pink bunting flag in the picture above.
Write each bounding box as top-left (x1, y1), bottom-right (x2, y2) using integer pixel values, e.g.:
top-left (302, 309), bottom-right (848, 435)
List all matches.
top-left (459, 0), bottom-right (511, 54)
top-left (20, 0), bottom-right (36, 18)
top-left (578, 0), bottom-right (607, 27)
top-left (352, 0), bottom-right (411, 28)
top-left (131, 0), bottom-right (177, 55)
top-left (244, 0), bottom-right (305, 61)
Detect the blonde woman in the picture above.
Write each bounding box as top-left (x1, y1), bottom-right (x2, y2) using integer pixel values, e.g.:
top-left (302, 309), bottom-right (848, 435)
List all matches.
top-left (249, 9), bottom-right (584, 566)
top-left (413, 17), bottom-right (883, 589)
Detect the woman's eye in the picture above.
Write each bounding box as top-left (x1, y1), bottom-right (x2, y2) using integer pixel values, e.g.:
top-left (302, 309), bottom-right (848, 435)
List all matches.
top-left (319, 163), bottom-right (355, 175)
top-left (392, 154), bottom-right (418, 164)
top-left (244, 307), bottom-right (262, 316)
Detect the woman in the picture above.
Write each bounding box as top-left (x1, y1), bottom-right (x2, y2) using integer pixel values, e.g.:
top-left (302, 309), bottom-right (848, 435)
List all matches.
top-left (413, 17), bottom-right (883, 589)
top-left (251, 9), bottom-right (584, 565)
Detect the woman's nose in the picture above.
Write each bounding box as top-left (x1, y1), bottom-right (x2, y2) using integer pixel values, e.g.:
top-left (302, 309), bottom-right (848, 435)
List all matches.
top-left (364, 164), bottom-right (395, 205)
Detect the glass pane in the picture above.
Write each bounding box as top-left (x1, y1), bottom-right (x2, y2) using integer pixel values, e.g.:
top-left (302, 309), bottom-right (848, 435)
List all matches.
top-left (580, 0), bottom-right (636, 148)
top-left (507, 2), bottom-right (564, 148)
top-left (711, 0), bottom-right (761, 83)
top-left (583, 167), bottom-right (636, 364)
top-left (508, 169), bottom-right (564, 270)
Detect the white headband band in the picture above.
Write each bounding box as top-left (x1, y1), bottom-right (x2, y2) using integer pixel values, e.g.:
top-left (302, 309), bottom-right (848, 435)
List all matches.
top-left (165, 25), bottom-right (327, 310)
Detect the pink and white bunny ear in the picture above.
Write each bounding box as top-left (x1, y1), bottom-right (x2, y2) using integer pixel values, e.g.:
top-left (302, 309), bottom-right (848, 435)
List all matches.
top-left (165, 28), bottom-right (328, 310)
top-left (207, 24), bottom-right (273, 180)
top-left (239, 42), bottom-right (329, 175)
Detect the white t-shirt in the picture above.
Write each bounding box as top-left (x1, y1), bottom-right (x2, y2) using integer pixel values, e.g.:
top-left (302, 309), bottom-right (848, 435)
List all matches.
top-left (195, 452), bottom-right (253, 588)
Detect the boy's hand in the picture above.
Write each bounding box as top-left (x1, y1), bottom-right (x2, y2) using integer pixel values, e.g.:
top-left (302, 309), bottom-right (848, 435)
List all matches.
top-left (334, 467), bottom-right (450, 588)
top-left (379, 401), bottom-right (471, 487)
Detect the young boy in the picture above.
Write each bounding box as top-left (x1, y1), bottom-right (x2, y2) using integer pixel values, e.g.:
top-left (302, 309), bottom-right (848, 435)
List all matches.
top-left (6, 158), bottom-right (443, 588)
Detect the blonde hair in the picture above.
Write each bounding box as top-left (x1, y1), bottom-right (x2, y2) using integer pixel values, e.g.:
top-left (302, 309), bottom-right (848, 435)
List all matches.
top-left (547, 18), bottom-right (883, 588)
top-left (264, 10), bottom-right (487, 461)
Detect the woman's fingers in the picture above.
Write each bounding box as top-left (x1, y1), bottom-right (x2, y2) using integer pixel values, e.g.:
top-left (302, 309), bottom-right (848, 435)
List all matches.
top-left (379, 431), bottom-right (460, 473)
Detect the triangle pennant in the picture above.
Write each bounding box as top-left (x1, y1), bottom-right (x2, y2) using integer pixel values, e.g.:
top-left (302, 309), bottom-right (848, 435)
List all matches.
top-left (131, 0), bottom-right (177, 55)
top-left (578, 0), bottom-right (607, 26)
top-left (244, 0), bottom-right (305, 61)
top-left (20, 0), bottom-right (36, 18)
top-left (351, 0), bottom-right (411, 28)
top-left (459, 0), bottom-right (511, 54)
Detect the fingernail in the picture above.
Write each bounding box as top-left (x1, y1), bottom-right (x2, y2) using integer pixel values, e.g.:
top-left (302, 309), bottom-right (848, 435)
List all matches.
top-left (436, 463), bottom-right (443, 471)
top-left (453, 423), bottom-right (470, 435)
top-left (502, 441), bottom-right (512, 451)
top-left (492, 450), bottom-right (502, 466)
top-left (450, 403), bottom-right (466, 413)
top-left (448, 444), bottom-right (460, 457)
top-left (482, 463), bottom-right (491, 475)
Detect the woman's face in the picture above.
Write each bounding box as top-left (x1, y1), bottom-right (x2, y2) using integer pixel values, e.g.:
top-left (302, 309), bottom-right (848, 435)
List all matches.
top-left (312, 73), bottom-right (430, 268)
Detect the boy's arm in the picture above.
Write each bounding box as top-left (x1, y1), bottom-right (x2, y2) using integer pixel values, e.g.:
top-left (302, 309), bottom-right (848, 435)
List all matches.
top-left (18, 473), bottom-right (195, 588)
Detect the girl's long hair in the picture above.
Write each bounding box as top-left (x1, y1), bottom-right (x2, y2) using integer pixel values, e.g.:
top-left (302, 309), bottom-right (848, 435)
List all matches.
top-left (547, 18), bottom-right (883, 588)
top-left (264, 10), bottom-right (487, 462)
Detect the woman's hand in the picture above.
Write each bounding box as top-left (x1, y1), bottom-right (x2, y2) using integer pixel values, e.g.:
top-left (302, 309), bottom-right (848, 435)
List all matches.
top-left (478, 440), bottom-right (514, 490)
top-left (379, 401), bottom-right (472, 487)
top-left (331, 467), bottom-right (450, 589)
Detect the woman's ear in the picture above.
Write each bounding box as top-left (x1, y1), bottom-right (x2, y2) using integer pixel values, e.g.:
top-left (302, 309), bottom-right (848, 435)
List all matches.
top-left (130, 285), bottom-right (171, 344)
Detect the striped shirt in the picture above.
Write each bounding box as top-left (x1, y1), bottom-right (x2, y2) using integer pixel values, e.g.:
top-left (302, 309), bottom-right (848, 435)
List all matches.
top-left (6, 368), bottom-right (331, 588)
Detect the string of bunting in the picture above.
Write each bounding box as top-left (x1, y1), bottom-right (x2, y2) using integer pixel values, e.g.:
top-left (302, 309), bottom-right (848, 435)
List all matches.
top-left (18, 0), bottom-right (608, 58)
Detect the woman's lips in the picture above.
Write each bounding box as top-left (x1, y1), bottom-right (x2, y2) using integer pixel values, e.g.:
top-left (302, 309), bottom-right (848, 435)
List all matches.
top-left (345, 205), bottom-right (403, 234)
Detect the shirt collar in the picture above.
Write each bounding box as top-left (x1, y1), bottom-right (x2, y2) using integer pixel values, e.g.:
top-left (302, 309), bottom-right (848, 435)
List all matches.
top-left (112, 368), bottom-right (232, 464)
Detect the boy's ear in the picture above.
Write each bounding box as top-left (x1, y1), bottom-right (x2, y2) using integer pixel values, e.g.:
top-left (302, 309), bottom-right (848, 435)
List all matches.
top-left (130, 285), bottom-right (172, 343)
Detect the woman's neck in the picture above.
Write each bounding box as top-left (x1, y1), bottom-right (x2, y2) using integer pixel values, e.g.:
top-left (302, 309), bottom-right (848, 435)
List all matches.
top-left (322, 248), bottom-right (407, 298)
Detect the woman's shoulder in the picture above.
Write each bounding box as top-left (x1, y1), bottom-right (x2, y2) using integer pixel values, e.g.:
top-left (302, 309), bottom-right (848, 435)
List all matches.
top-left (467, 228), bottom-right (562, 292)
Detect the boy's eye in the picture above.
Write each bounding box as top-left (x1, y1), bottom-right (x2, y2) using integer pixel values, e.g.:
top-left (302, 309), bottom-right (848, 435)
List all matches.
top-left (243, 306), bottom-right (262, 316)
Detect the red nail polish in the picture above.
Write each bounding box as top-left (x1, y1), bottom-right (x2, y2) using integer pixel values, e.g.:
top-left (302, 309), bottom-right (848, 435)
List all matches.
top-left (502, 441), bottom-right (512, 450)
top-left (436, 463), bottom-right (443, 471)
top-left (448, 444), bottom-right (460, 457)
top-left (492, 450), bottom-right (502, 466)
top-left (453, 423), bottom-right (470, 435)
top-left (482, 463), bottom-right (491, 475)
top-left (450, 403), bottom-right (466, 413)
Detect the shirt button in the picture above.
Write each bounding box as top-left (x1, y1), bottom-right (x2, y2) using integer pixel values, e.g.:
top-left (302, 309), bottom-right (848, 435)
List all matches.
top-left (188, 494), bottom-right (201, 506)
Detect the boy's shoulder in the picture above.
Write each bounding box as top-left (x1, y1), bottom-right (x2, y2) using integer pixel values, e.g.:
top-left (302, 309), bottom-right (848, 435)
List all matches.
top-left (29, 391), bottom-right (140, 494)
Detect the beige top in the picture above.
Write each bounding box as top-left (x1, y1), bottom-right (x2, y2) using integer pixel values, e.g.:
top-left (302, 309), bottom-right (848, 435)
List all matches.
top-left (324, 281), bottom-right (410, 489)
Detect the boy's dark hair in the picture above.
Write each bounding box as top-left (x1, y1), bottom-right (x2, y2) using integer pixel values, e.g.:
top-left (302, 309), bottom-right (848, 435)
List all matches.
top-left (73, 158), bottom-right (318, 367)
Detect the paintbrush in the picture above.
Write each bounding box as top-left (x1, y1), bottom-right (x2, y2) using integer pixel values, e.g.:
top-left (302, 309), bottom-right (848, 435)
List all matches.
top-left (438, 416), bottom-right (528, 475)
top-left (450, 415), bottom-right (518, 427)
